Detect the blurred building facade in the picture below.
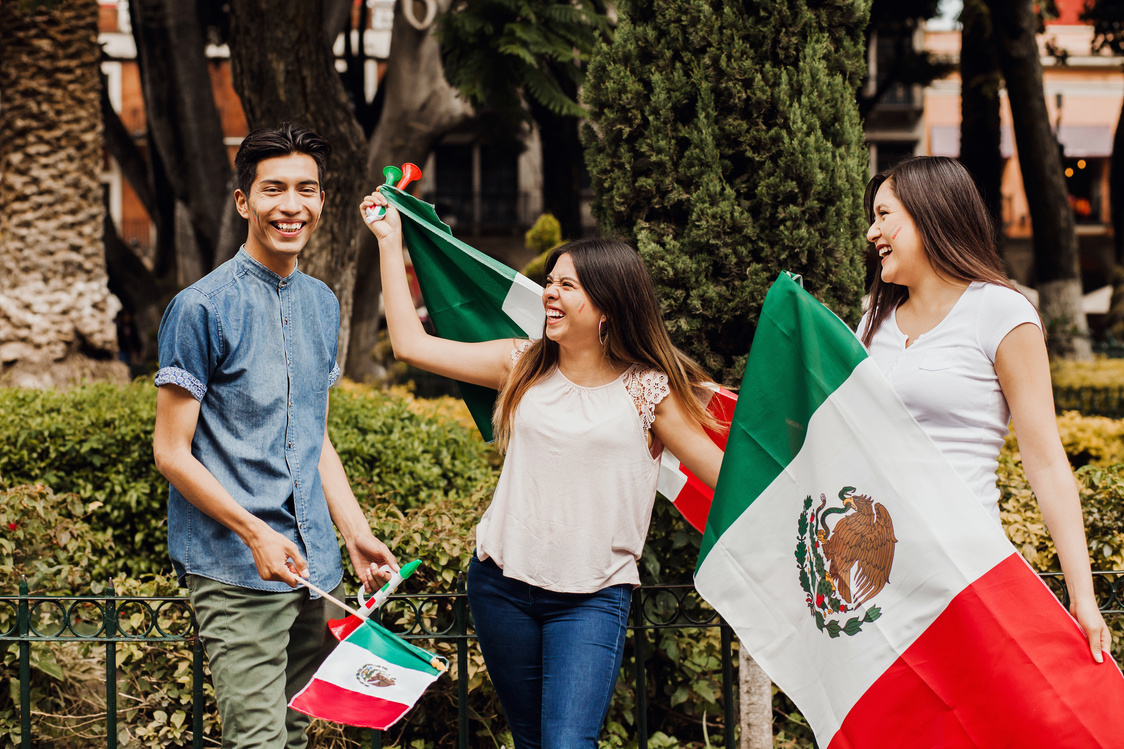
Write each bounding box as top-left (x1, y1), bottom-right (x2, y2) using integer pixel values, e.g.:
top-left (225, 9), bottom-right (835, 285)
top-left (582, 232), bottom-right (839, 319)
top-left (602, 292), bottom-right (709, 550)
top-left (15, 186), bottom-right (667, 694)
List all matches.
top-left (866, 0), bottom-right (1124, 300)
top-left (97, 0), bottom-right (555, 272)
top-left (101, 0), bottom-right (1124, 297)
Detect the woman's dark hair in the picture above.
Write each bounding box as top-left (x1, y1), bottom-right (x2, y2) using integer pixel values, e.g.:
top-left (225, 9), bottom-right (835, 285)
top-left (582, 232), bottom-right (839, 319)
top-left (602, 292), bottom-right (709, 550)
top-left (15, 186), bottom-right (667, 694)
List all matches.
top-left (861, 156), bottom-right (1022, 346)
top-left (493, 238), bottom-right (719, 451)
top-left (234, 123), bottom-right (331, 196)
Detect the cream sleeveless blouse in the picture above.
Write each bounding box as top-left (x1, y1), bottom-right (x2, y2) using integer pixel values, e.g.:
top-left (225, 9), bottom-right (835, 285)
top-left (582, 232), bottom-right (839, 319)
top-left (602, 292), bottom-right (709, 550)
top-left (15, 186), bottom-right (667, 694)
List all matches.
top-left (475, 347), bottom-right (670, 593)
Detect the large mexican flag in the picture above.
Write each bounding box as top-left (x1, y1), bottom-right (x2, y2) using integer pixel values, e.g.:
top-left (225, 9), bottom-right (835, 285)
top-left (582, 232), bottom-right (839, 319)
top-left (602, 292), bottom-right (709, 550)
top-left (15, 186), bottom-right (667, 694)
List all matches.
top-left (379, 185), bottom-right (733, 532)
top-left (695, 272), bottom-right (1124, 748)
top-left (380, 186), bottom-right (543, 443)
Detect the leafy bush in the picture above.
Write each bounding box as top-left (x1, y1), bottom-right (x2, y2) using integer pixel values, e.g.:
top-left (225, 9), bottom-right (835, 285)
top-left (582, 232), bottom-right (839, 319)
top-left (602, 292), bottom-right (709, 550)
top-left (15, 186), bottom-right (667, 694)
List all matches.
top-left (998, 453), bottom-right (1124, 662)
top-left (0, 384), bottom-right (165, 576)
top-left (0, 381), bottom-right (498, 577)
top-left (0, 484), bottom-right (214, 748)
top-left (1051, 356), bottom-right (1124, 389)
top-left (521, 213), bottom-right (563, 285)
top-left (5, 380), bottom-right (1124, 748)
top-left (329, 381), bottom-right (497, 512)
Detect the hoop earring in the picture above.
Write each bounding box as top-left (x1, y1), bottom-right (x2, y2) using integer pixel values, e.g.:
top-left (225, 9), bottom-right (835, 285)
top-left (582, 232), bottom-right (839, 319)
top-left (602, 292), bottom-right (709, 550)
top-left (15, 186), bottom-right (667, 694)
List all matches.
top-left (598, 318), bottom-right (607, 346)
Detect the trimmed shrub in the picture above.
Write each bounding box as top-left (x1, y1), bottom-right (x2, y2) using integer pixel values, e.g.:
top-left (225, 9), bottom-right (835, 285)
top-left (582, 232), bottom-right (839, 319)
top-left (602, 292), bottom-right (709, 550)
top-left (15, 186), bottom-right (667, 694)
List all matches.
top-left (582, 0), bottom-right (870, 385)
top-left (0, 382), bottom-right (498, 577)
top-left (1051, 357), bottom-right (1124, 389)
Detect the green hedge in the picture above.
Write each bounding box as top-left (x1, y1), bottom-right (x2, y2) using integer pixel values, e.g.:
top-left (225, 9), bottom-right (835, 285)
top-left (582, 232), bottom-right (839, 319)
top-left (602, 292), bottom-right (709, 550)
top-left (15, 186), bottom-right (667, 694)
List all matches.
top-left (4, 384), bottom-right (1124, 747)
top-left (0, 382), bottom-right (498, 577)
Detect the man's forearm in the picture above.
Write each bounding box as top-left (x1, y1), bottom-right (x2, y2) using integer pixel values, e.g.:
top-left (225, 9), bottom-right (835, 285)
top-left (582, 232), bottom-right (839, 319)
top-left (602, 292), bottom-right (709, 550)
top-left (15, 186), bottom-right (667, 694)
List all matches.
top-left (318, 435), bottom-right (369, 543)
top-left (157, 447), bottom-right (269, 545)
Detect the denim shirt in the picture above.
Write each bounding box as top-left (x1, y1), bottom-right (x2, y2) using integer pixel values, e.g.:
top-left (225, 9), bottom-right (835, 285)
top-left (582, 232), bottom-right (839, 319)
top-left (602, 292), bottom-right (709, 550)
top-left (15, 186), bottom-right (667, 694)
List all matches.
top-left (155, 248), bottom-right (344, 594)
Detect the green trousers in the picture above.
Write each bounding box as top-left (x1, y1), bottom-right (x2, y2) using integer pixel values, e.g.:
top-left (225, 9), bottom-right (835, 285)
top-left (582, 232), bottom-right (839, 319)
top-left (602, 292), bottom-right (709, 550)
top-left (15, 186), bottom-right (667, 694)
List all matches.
top-left (188, 575), bottom-right (346, 749)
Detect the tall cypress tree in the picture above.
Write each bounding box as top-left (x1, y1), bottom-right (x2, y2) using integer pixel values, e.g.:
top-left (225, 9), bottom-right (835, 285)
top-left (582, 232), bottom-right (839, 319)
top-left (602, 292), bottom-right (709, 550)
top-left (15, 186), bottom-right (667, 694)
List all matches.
top-left (583, 0), bottom-right (871, 385)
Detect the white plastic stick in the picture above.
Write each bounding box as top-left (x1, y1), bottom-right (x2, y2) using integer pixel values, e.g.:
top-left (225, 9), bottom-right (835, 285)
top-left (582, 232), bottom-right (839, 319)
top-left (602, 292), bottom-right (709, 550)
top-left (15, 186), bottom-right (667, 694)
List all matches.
top-left (293, 577), bottom-right (364, 618)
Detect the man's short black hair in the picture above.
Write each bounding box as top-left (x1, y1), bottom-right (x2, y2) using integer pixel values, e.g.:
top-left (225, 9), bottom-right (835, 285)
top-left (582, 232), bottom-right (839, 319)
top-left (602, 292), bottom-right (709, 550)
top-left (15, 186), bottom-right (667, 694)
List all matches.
top-left (234, 123), bottom-right (331, 196)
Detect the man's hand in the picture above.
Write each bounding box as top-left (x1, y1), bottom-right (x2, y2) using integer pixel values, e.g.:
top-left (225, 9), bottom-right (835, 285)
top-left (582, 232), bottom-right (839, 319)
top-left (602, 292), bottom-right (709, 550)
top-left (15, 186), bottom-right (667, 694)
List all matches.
top-left (347, 533), bottom-right (398, 593)
top-left (245, 524), bottom-right (308, 587)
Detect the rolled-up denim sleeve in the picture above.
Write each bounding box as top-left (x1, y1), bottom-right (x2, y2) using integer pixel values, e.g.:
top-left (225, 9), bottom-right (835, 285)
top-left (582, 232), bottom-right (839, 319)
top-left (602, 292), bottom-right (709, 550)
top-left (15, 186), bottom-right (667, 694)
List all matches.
top-left (154, 290), bottom-right (219, 401)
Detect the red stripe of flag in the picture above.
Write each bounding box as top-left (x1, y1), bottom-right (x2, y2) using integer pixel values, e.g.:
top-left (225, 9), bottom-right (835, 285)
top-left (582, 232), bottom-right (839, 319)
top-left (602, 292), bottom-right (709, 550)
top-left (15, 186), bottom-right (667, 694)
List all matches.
top-left (830, 553), bottom-right (1124, 749)
top-left (289, 678), bottom-right (413, 730)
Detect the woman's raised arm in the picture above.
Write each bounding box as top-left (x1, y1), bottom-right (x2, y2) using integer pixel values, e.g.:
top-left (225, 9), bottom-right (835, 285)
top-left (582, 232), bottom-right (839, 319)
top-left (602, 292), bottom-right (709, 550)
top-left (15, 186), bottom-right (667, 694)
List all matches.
top-left (361, 190), bottom-right (518, 391)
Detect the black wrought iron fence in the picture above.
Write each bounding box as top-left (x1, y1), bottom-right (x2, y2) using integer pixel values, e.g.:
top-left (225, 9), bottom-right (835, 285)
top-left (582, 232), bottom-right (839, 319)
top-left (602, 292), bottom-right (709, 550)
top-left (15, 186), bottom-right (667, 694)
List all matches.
top-left (3, 573), bottom-right (1123, 749)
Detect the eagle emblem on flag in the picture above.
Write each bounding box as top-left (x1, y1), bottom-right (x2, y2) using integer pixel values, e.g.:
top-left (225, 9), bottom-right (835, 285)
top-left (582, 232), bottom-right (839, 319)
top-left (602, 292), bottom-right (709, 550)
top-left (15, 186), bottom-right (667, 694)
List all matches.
top-left (356, 663), bottom-right (397, 688)
top-left (797, 486), bottom-right (897, 638)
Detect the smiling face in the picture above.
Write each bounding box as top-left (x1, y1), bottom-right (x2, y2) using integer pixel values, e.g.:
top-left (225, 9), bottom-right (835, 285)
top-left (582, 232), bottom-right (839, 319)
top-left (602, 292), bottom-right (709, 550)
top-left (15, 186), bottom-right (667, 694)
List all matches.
top-left (235, 153), bottom-right (325, 276)
top-left (866, 179), bottom-right (932, 288)
top-left (542, 253), bottom-right (604, 347)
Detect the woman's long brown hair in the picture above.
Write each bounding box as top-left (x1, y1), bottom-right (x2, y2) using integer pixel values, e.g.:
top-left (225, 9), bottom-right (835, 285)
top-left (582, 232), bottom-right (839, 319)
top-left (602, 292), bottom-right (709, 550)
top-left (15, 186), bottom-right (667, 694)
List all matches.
top-left (492, 238), bottom-right (720, 453)
top-left (861, 156), bottom-right (1027, 346)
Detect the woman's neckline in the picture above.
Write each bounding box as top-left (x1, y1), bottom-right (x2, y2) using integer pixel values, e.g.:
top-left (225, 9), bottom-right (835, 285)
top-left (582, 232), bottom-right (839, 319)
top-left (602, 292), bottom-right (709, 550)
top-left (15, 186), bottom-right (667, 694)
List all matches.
top-left (892, 281), bottom-right (977, 347)
top-left (554, 363), bottom-right (634, 390)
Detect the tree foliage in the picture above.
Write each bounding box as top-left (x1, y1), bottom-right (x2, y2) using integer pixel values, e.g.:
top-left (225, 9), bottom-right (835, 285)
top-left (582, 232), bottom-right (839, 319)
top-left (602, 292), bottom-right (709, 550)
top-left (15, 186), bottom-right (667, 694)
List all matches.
top-left (582, 0), bottom-right (871, 385)
top-left (437, 0), bottom-right (612, 238)
top-left (438, 0), bottom-right (609, 121)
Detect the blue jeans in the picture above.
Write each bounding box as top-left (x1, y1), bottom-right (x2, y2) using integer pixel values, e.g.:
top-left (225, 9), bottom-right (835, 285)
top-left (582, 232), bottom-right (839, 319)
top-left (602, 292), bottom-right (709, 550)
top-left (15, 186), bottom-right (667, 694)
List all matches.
top-left (467, 553), bottom-right (631, 749)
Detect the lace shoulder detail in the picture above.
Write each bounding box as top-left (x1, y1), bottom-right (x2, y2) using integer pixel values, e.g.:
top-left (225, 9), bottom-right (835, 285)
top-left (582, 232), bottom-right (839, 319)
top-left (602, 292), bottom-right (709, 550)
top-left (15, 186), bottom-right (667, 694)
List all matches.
top-left (623, 366), bottom-right (670, 434)
top-left (510, 339), bottom-right (533, 365)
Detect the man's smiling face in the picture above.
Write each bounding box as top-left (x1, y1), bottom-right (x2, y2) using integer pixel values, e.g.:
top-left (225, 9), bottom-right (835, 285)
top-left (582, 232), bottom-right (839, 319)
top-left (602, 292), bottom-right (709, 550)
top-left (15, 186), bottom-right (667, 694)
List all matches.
top-left (235, 153), bottom-right (324, 275)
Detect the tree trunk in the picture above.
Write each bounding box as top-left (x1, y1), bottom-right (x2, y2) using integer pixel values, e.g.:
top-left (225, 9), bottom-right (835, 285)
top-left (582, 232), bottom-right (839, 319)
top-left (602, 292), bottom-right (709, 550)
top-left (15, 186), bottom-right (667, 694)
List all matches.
top-left (959, 0), bottom-right (1005, 246)
top-left (986, 0), bottom-right (1091, 359)
top-left (130, 0), bottom-right (233, 284)
top-left (1105, 90), bottom-right (1124, 342)
top-left (345, 0), bottom-right (473, 381)
top-left (739, 645), bottom-right (773, 749)
top-left (0, 0), bottom-right (125, 385)
top-left (228, 0), bottom-right (370, 369)
top-left (1111, 91), bottom-right (1124, 267)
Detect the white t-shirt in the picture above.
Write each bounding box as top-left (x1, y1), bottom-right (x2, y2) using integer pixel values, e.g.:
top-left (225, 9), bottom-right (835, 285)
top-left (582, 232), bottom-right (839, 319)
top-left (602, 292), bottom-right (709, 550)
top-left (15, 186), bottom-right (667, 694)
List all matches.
top-left (859, 282), bottom-right (1041, 522)
top-left (476, 352), bottom-right (671, 593)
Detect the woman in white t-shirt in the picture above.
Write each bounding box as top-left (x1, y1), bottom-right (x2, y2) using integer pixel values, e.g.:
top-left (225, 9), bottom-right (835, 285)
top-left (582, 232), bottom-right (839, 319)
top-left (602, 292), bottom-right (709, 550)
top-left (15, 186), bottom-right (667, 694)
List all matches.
top-left (361, 191), bottom-right (724, 748)
top-left (859, 155), bottom-right (1110, 662)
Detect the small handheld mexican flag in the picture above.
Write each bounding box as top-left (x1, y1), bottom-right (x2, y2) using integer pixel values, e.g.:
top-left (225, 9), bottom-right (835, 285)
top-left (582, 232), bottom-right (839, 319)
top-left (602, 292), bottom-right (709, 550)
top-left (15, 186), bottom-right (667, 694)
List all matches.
top-left (378, 183), bottom-right (734, 532)
top-left (694, 272), bottom-right (1124, 748)
top-left (289, 617), bottom-right (446, 730)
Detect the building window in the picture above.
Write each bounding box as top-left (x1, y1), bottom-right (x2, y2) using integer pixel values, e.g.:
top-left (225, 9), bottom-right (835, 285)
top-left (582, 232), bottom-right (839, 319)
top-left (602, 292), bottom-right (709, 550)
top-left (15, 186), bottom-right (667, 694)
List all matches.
top-left (431, 139), bottom-right (519, 231)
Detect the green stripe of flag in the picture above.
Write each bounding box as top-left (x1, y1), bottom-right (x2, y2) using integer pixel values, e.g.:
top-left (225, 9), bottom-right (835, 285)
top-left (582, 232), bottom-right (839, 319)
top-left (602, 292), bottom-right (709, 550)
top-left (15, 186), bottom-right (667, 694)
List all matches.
top-left (697, 273), bottom-right (868, 566)
top-left (350, 619), bottom-right (442, 675)
top-left (380, 187), bottom-right (544, 441)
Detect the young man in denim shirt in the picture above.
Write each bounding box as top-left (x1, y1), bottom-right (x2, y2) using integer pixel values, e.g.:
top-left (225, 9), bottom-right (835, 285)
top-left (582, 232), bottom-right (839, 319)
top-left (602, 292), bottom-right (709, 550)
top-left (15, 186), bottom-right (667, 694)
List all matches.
top-left (153, 124), bottom-right (396, 748)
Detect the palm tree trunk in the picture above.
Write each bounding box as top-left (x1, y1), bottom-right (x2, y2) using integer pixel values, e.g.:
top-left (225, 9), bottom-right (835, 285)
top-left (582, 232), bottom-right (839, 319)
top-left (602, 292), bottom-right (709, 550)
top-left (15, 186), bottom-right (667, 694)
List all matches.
top-left (0, 0), bottom-right (124, 385)
top-left (346, 0), bottom-right (473, 381)
top-left (739, 646), bottom-right (773, 749)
